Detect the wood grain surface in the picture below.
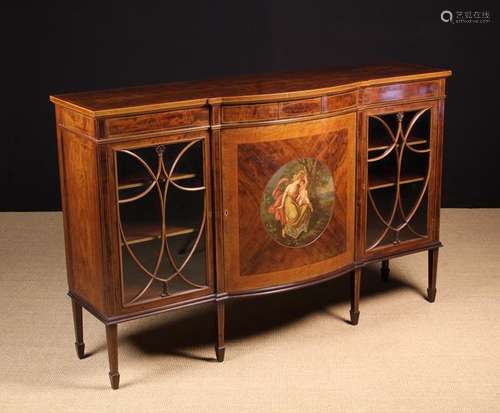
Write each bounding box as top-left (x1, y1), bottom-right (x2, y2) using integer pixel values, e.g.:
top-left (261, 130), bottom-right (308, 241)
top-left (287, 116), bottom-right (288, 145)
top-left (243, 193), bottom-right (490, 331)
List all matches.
top-left (221, 114), bottom-right (356, 292)
top-left (50, 64), bottom-right (451, 117)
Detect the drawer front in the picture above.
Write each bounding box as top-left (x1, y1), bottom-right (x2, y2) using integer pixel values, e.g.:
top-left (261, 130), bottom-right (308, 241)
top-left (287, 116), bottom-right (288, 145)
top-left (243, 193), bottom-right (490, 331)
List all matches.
top-left (361, 81), bottom-right (439, 105)
top-left (326, 91), bottom-right (357, 112)
top-left (278, 97), bottom-right (321, 118)
top-left (221, 97), bottom-right (322, 124)
top-left (104, 108), bottom-right (209, 137)
top-left (222, 102), bottom-right (279, 123)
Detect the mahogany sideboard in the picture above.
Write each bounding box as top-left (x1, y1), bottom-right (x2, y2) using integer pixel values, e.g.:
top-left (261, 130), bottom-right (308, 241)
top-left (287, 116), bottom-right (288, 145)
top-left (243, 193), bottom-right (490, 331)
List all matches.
top-left (50, 64), bottom-right (451, 389)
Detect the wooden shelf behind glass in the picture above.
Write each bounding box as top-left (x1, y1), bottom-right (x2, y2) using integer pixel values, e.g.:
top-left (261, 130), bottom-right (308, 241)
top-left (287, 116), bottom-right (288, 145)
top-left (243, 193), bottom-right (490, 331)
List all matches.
top-left (118, 173), bottom-right (196, 190)
top-left (369, 171), bottom-right (425, 190)
top-left (368, 136), bottom-right (427, 152)
top-left (121, 222), bottom-right (195, 245)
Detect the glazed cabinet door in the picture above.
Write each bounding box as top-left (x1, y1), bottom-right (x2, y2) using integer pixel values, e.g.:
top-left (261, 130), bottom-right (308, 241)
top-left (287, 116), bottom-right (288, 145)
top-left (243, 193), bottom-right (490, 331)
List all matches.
top-left (358, 101), bottom-right (441, 259)
top-left (106, 132), bottom-right (214, 310)
top-left (221, 114), bottom-right (356, 293)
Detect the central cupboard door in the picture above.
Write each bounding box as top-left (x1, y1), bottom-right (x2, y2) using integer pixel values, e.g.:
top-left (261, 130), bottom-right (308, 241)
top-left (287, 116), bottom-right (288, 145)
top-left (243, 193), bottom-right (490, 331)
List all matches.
top-left (221, 113), bottom-right (356, 292)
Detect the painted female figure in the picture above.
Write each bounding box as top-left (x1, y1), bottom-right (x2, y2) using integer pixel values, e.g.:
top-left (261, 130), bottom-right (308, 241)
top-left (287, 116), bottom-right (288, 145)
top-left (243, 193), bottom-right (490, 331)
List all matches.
top-left (268, 169), bottom-right (313, 239)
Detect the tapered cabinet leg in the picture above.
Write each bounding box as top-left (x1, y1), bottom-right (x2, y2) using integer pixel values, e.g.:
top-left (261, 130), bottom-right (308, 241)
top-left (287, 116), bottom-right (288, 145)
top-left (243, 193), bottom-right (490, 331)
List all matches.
top-left (427, 248), bottom-right (439, 303)
top-left (350, 268), bottom-right (361, 325)
top-left (71, 299), bottom-right (85, 359)
top-left (381, 260), bottom-right (390, 282)
top-left (106, 324), bottom-right (120, 390)
top-left (215, 301), bottom-right (225, 362)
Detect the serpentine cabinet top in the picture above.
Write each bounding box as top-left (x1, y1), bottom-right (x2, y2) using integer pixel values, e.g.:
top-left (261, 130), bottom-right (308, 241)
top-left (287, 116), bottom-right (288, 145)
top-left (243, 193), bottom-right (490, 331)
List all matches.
top-left (50, 64), bottom-right (452, 118)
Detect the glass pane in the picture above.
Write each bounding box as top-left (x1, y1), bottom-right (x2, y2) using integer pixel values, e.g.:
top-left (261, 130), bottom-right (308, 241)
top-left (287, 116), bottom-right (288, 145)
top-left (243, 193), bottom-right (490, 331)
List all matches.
top-left (366, 109), bottom-right (431, 251)
top-left (116, 140), bottom-right (208, 306)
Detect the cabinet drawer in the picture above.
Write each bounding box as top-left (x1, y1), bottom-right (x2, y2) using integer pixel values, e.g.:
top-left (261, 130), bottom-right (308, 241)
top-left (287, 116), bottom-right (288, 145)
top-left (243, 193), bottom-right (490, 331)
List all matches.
top-left (361, 81), bottom-right (439, 105)
top-left (222, 102), bottom-right (279, 123)
top-left (221, 97), bottom-right (322, 124)
top-left (325, 91), bottom-right (357, 112)
top-left (104, 108), bottom-right (209, 137)
top-left (279, 97), bottom-right (321, 118)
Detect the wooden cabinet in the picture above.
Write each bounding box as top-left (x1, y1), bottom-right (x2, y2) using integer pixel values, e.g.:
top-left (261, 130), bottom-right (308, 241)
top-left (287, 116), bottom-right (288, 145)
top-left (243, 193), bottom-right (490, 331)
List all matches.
top-left (50, 64), bottom-right (451, 389)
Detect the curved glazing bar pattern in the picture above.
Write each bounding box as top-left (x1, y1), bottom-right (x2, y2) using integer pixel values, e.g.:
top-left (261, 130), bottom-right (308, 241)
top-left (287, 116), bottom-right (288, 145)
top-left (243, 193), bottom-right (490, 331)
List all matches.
top-left (366, 109), bottom-right (431, 251)
top-left (116, 140), bottom-right (207, 305)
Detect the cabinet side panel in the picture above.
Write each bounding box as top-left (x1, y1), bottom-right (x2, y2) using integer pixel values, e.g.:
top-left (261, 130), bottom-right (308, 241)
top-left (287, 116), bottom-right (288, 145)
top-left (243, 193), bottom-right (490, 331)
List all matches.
top-left (433, 97), bottom-right (446, 241)
top-left (59, 128), bottom-right (105, 312)
top-left (55, 108), bottom-right (75, 292)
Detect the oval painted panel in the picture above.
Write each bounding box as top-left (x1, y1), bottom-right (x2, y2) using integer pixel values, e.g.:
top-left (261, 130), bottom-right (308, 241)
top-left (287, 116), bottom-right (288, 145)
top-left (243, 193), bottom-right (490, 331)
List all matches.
top-left (260, 158), bottom-right (335, 248)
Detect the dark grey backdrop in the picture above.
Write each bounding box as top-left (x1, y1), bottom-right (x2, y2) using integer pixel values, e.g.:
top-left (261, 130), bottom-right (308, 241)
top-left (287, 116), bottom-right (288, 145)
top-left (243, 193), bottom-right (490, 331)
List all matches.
top-left (3, 1), bottom-right (499, 210)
